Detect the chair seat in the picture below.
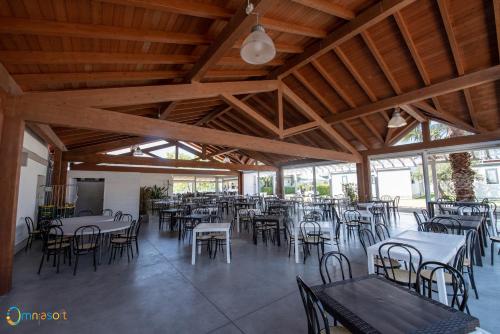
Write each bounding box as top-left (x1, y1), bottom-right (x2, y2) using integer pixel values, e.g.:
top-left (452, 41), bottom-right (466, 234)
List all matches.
top-left (345, 222), bottom-right (358, 227)
top-left (111, 237), bottom-right (128, 244)
top-left (303, 236), bottom-right (322, 243)
top-left (374, 257), bottom-right (401, 269)
top-left (463, 258), bottom-right (471, 267)
top-left (76, 243), bottom-right (97, 250)
top-left (30, 230), bottom-right (42, 235)
top-left (196, 234), bottom-right (213, 240)
top-left (320, 325), bottom-right (351, 334)
top-left (47, 242), bottom-right (70, 250)
top-left (386, 269), bottom-right (417, 284)
top-left (419, 269), bottom-right (454, 284)
top-left (214, 235), bottom-right (227, 240)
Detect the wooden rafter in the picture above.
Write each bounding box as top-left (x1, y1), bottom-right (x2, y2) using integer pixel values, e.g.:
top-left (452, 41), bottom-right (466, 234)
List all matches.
top-left (495, 0), bottom-right (500, 62)
top-left (159, 102), bottom-right (178, 120)
top-left (290, 0), bottom-right (355, 20)
top-left (72, 164), bottom-right (238, 176)
top-left (27, 124), bottom-right (67, 151)
top-left (413, 101), bottom-right (478, 134)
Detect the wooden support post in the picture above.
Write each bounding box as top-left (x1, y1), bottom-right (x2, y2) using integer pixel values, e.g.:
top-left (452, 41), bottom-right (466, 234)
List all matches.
top-left (238, 172), bottom-right (243, 195)
top-left (356, 155), bottom-right (371, 202)
top-left (276, 167), bottom-right (284, 198)
top-left (0, 113), bottom-right (25, 295)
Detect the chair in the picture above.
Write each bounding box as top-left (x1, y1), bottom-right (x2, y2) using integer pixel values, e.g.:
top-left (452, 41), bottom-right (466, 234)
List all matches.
top-left (416, 261), bottom-right (469, 312)
top-left (296, 276), bottom-right (350, 334)
top-left (369, 205), bottom-right (387, 226)
top-left (413, 211), bottom-right (426, 231)
top-left (212, 220), bottom-right (233, 260)
top-left (423, 221), bottom-right (448, 234)
top-left (77, 209), bottom-right (93, 217)
top-left (463, 230), bottom-right (479, 299)
top-left (72, 225), bottom-right (101, 275)
top-left (343, 210), bottom-right (361, 239)
top-left (359, 228), bottom-right (400, 274)
top-left (102, 209), bottom-right (113, 216)
top-left (120, 213), bottom-right (133, 222)
top-left (490, 235), bottom-right (500, 265)
top-left (300, 221), bottom-right (325, 264)
top-left (109, 220), bottom-right (136, 263)
top-left (24, 217), bottom-right (41, 252)
top-left (421, 209), bottom-right (430, 221)
top-left (38, 226), bottom-right (71, 274)
top-left (435, 217), bottom-right (463, 235)
top-left (375, 223), bottom-right (390, 241)
top-left (319, 251), bottom-right (352, 284)
top-left (388, 196), bottom-right (400, 216)
top-left (378, 242), bottom-right (422, 289)
top-left (117, 215), bottom-right (143, 255)
top-left (285, 219), bottom-right (303, 257)
top-left (158, 210), bottom-right (171, 231)
top-left (113, 211), bottom-right (123, 221)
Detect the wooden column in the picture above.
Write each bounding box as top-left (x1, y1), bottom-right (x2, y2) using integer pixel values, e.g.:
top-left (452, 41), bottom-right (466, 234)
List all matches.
top-left (0, 113), bottom-right (25, 295)
top-left (276, 167), bottom-right (284, 198)
top-left (238, 172), bottom-right (243, 195)
top-left (356, 154), bottom-right (372, 202)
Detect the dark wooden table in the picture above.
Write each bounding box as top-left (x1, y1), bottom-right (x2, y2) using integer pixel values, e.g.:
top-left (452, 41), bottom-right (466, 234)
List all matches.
top-left (434, 214), bottom-right (484, 266)
top-left (161, 208), bottom-right (183, 231)
top-left (252, 215), bottom-right (282, 246)
top-left (312, 275), bottom-right (479, 334)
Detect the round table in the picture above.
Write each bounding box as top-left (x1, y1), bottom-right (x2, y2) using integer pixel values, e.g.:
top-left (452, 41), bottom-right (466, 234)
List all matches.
top-left (59, 215), bottom-right (129, 236)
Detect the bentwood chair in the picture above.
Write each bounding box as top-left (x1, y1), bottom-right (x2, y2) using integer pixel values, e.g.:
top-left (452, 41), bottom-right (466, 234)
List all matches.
top-left (413, 211), bottom-right (426, 231)
top-left (24, 217), bottom-right (41, 252)
top-left (72, 225), bottom-right (101, 275)
top-left (416, 260), bottom-right (469, 312)
top-left (359, 228), bottom-right (400, 274)
top-left (300, 221), bottom-right (325, 265)
top-left (378, 242), bottom-right (422, 289)
top-left (462, 229), bottom-right (479, 299)
top-left (102, 209), bottom-right (113, 216)
top-left (319, 251), bottom-right (352, 284)
top-left (285, 218), bottom-right (303, 258)
top-left (296, 276), bottom-right (350, 334)
top-left (38, 225), bottom-right (71, 274)
top-left (422, 221), bottom-right (449, 234)
top-left (375, 223), bottom-right (391, 241)
top-left (109, 220), bottom-right (136, 264)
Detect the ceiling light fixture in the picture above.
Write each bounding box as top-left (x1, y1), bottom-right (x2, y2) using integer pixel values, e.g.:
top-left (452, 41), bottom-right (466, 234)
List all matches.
top-left (387, 107), bottom-right (407, 128)
top-left (223, 156), bottom-right (231, 163)
top-left (240, 1), bottom-right (276, 65)
top-left (132, 145), bottom-right (144, 157)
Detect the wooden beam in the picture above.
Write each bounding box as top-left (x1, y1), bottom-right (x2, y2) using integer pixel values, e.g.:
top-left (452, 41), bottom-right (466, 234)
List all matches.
top-left (21, 80), bottom-right (279, 108)
top-left (400, 105), bottom-right (426, 123)
top-left (220, 94), bottom-right (281, 134)
top-left (282, 84), bottom-right (361, 157)
top-left (158, 102), bottom-right (178, 120)
top-left (494, 0), bottom-right (500, 62)
top-left (387, 119), bottom-right (418, 146)
top-left (13, 100), bottom-right (360, 162)
top-left (27, 123), bottom-right (67, 151)
top-left (186, 0), bottom-right (276, 82)
top-left (270, 0), bottom-right (417, 79)
top-left (71, 163), bottom-right (238, 176)
top-left (0, 114), bottom-right (25, 295)
top-left (67, 137), bottom-right (156, 155)
top-left (282, 121), bottom-right (319, 137)
top-left (323, 65), bottom-right (500, 124)
top-left (364, 129), bottom-right (500, 156)
top-left (413, 101), bottom-right (478, 134)
top-left (0, 63), bottom-right (22, 96)
top-left (64, 153), bottom-right (277, 172)
top-left (291, 0), bottom-right (355, 20)
top-left (207, 148), bottom-right (239, 158)
top-left (277, 87), bottom-right (284, 137)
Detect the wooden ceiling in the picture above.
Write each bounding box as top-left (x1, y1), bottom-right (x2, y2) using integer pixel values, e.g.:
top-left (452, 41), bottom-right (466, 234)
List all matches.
top-left (1, 0), bottom-right (499, 167)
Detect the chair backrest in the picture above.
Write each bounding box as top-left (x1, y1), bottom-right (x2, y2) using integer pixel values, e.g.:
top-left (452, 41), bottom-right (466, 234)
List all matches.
top-left (319, 251), bottom-right (352, 284)
top-left (358, 228), bottom-right (376, 254)
top-left (209, 215), bottom-right (222, 224)
top-left (51, 218), bottom-right (63, 226)
top-left (303, 210), bottom-right (322, 222)
top-left (393, 196), bottom-right (400, 206)
top-left (45, 225), bottom-right (65, 250)
top-left (375, 223), bottom-right (390, 241)
top-left (24, 217), bottom-right (36, 233)
top-left (120, 213), bottom-right (133, 222)
top-left (343, 210), bottom-right (360, 223)
top-left (127, 220), bottom-right (138, 238)
top-left (296, 276), bottom-right (330, 334)
top-left (299, 221), bottom-right (321, 243)
top-left (435, 217), bottom-right (462, 235)
top-left (102, 209), bottom-right (113, 216)
top-left (416, 261), bottom-right (468, 311)
top-left (78, 209), bottom-right (93, 217)
top-left (421, 209), bottom-right (430, 221)
top-left (73, 225), bottom-right (101, 251)
top-left (381, 195), bottom-right (392, 201)
top-left (378, 242), bottom-right (422, 288)
top-left (114, 211), bottom-right (123, 221)
top-left (413, 211), bottom-right (423, 225)
top-left (465, 229), bottom-right (478, 264)
top-left (424, 220), bottom-right (449, 234)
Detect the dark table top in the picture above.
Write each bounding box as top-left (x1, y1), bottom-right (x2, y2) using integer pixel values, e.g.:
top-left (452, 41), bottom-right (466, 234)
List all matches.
top-left (183, 213), bottom-right (210, 220)
top-left (312, 275), bottom-right (479, 334)
top-left (161, 208), bottom-right (183, 213)
top-left (253, 215), bottom-right (283, 222)
top-left (434, 215), bottom-right (482, 230)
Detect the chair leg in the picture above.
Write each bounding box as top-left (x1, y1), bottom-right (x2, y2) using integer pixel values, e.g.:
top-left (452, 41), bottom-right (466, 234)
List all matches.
top-left (468, 266), bottom-right (479, 299)
top-left (108, 247), bottom-right (114, 264)
top-left (73, 254), bottom-right (79, 276)
top-left (492, 241), bottom-right (495, 266)
top-left (38, 253), bottom-right (45, 274)
top-left (93, 250), bottom-right (97, 271)
top-left (25, 236), bottom-right (31, 252)
top-left (135, 239), bottom-right (139, 254)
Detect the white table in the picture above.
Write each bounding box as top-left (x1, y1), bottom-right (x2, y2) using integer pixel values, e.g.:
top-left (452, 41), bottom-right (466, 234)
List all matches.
top-left (293, 221), bottom-right (335, 264)
top-left (367, 230), bottom-right (465, 305)
top-left (191, 223), bottom-right (231, 265)
top-left (60, 215), bottom-right (114, 226)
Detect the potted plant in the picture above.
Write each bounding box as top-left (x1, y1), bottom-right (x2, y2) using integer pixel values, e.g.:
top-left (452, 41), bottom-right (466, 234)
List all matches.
top-left (140, 184), bottom-right (169, 217)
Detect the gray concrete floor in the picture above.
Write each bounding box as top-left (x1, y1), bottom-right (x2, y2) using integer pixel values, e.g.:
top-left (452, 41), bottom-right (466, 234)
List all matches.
top-left (1, 212), bottom-right (499, 333)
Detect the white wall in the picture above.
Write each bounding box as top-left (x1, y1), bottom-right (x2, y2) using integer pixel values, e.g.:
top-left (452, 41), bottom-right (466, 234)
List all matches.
top-left (377, 169), bottom-right (413, 199)
top-left (330, 172), bottom-right (357, 196)
top-left (15, 131), bottom-right (49, 248)
top-left (243, 172), bottom-right (257, 195)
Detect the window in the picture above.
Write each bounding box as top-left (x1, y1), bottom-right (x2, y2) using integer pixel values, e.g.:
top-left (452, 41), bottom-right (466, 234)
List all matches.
top-left (486, 169), bottom-right (499, 184)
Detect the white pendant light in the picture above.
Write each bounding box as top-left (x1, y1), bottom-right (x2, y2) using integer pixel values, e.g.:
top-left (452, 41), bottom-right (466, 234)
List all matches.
top-left (387, 107), bottom-right (407, 128)
top-left (240, 3), bottom-right (276, 65)
top-left (132, 145), bottom-right (144, 157)
top-left (223, 156), bottom-right (231, 163)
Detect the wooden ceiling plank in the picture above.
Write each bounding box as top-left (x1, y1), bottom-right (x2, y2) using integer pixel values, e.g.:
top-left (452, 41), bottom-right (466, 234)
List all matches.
top-left (12, 101), bottom-right (359, 162)
top-left (282, 121), bottom-right (319, 138)
top-left (27, 123), bottom-right (67, 151)
top-left (186, 0), bottom-right (276, 82)
top-left (495, 0), bottom-right (500, 62)
top-left (72, 164), bottom-right (238, 176)
top-left (207, 148), bottom-right (239, 158)
top-left (291, 0), bottom-right (355, 20)
top-left (158, 102), bottom-right (178, 120)
top-left (322, 65), bottom-right (500, 124)
top-left (67, 137), bottom-right (156, 155)
top-left (221, 93), bottom-right (280, 135)
top-left (341, 121), bottom-right (370, 150)
top-left (270, 0), bottom-right (417, 79)
top-left (413, 101), bottom-right (478, 133)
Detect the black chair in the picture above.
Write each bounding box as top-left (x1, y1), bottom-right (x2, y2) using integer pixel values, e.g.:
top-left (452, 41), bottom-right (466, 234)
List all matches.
top-left (422, 221), bottom-right (448, 234)
top-left (435, 217), bottom-right (463, 235)
top-left (38, 225), bottom-right (71, 274)
top-left (24, 217), bottom-right (41, 252)
top-left (120, 213), bottom-right (133, 222)
top-left (375, 223), bottom-right (390, 241)
top-left (421, 209), bottom-right (430, 221)
top-left (284, 219), bottom-right (302, 257)
top-left (462, 229), bottom-right (479, 299)
top-left (359, 228), bottom-right (400, 274)
top-left (416, 261), bottom-right (469, 312)
top-left (158, 210), bottom-right (171, 231)
top-left (319, 251), bottom-right (352, 284)
top-left (296, 276), bottom-right (349, 334)
top-left (113, 211), bottom-right (123, 221)
top-left (369, 205), bottom-right (387, 226)
top-left (343, 210), bottom-right (361, 239)
top-left (72, 225), bottom-right (101, 275)
top-left (378, 242), bottom-right (422, 289)
top-left (77, 209), bottom-right (93, 217)
top-left (413, 211), bottom-right (426, 231)
top-left (117, 215), bottom-right (143, 255)
top-left (491, 235), bottom-right (500, 266)
top-left (300, 221), bottom-right (325, 264)
top-left (388, 196), bottom-right (400, 216)
top-left (212, 220), bottom-right (233, 260)
top-left (109, 220), bottom-right (136, 263)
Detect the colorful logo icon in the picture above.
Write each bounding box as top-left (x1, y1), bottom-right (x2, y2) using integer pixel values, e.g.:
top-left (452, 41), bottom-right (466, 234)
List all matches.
top-left (6, 306), bottom-right (21, 326)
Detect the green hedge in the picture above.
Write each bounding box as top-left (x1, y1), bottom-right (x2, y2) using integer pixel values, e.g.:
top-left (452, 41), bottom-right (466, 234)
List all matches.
top-left (260, 186), bottom-right (273, 195)
top-left (284, 186), bottom-right (296, 194)
top-left (316, 184), bottom-right (331, 196)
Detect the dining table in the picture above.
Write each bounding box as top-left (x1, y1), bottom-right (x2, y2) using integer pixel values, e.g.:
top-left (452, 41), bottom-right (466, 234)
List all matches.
top-left (367, 230), bottom-right (465, 305)
top-left (293, 220), bottom-right (335, 264)
top-left (252, 215), bottom-right (283, 246)
top-left (191, 223), bottom-right (231, 265)
top-left (312, 275), bottom-right (480, 334)
top-left (178, 213), bottom-right (211, 240)
top-left (161, 208), bottom-right (183, 231)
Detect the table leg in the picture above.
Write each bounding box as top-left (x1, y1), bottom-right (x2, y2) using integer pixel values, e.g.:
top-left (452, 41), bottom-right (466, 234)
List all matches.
top-left (277, 219), bottom-right (281, 247)
top-left (236, 211), bottom-right (240, 233)
top-left (191, 231), bottom-right (196, 265)
top-left (226, 230), bottom-right (231, 264)
top-left (178, 220), bottom-right (182, 241)
top-left (474, 231), bottom-right (483, 266)
top-left (490, 211), bottom-right (497, 236)
top-left (367, 250), bottom-right (375, 274)
top-left (436, 269), bottom-right (448, 305)
top-left (294, 227), bottom-right (300, 264)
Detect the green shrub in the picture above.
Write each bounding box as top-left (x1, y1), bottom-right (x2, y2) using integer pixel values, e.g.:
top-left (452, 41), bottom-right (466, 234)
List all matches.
top-left (284, 186), bottom-right (296, 194)
top-left (260, 186), bottom-right (273, 195)
top-left (316, 184), bottom-right (330, 196)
